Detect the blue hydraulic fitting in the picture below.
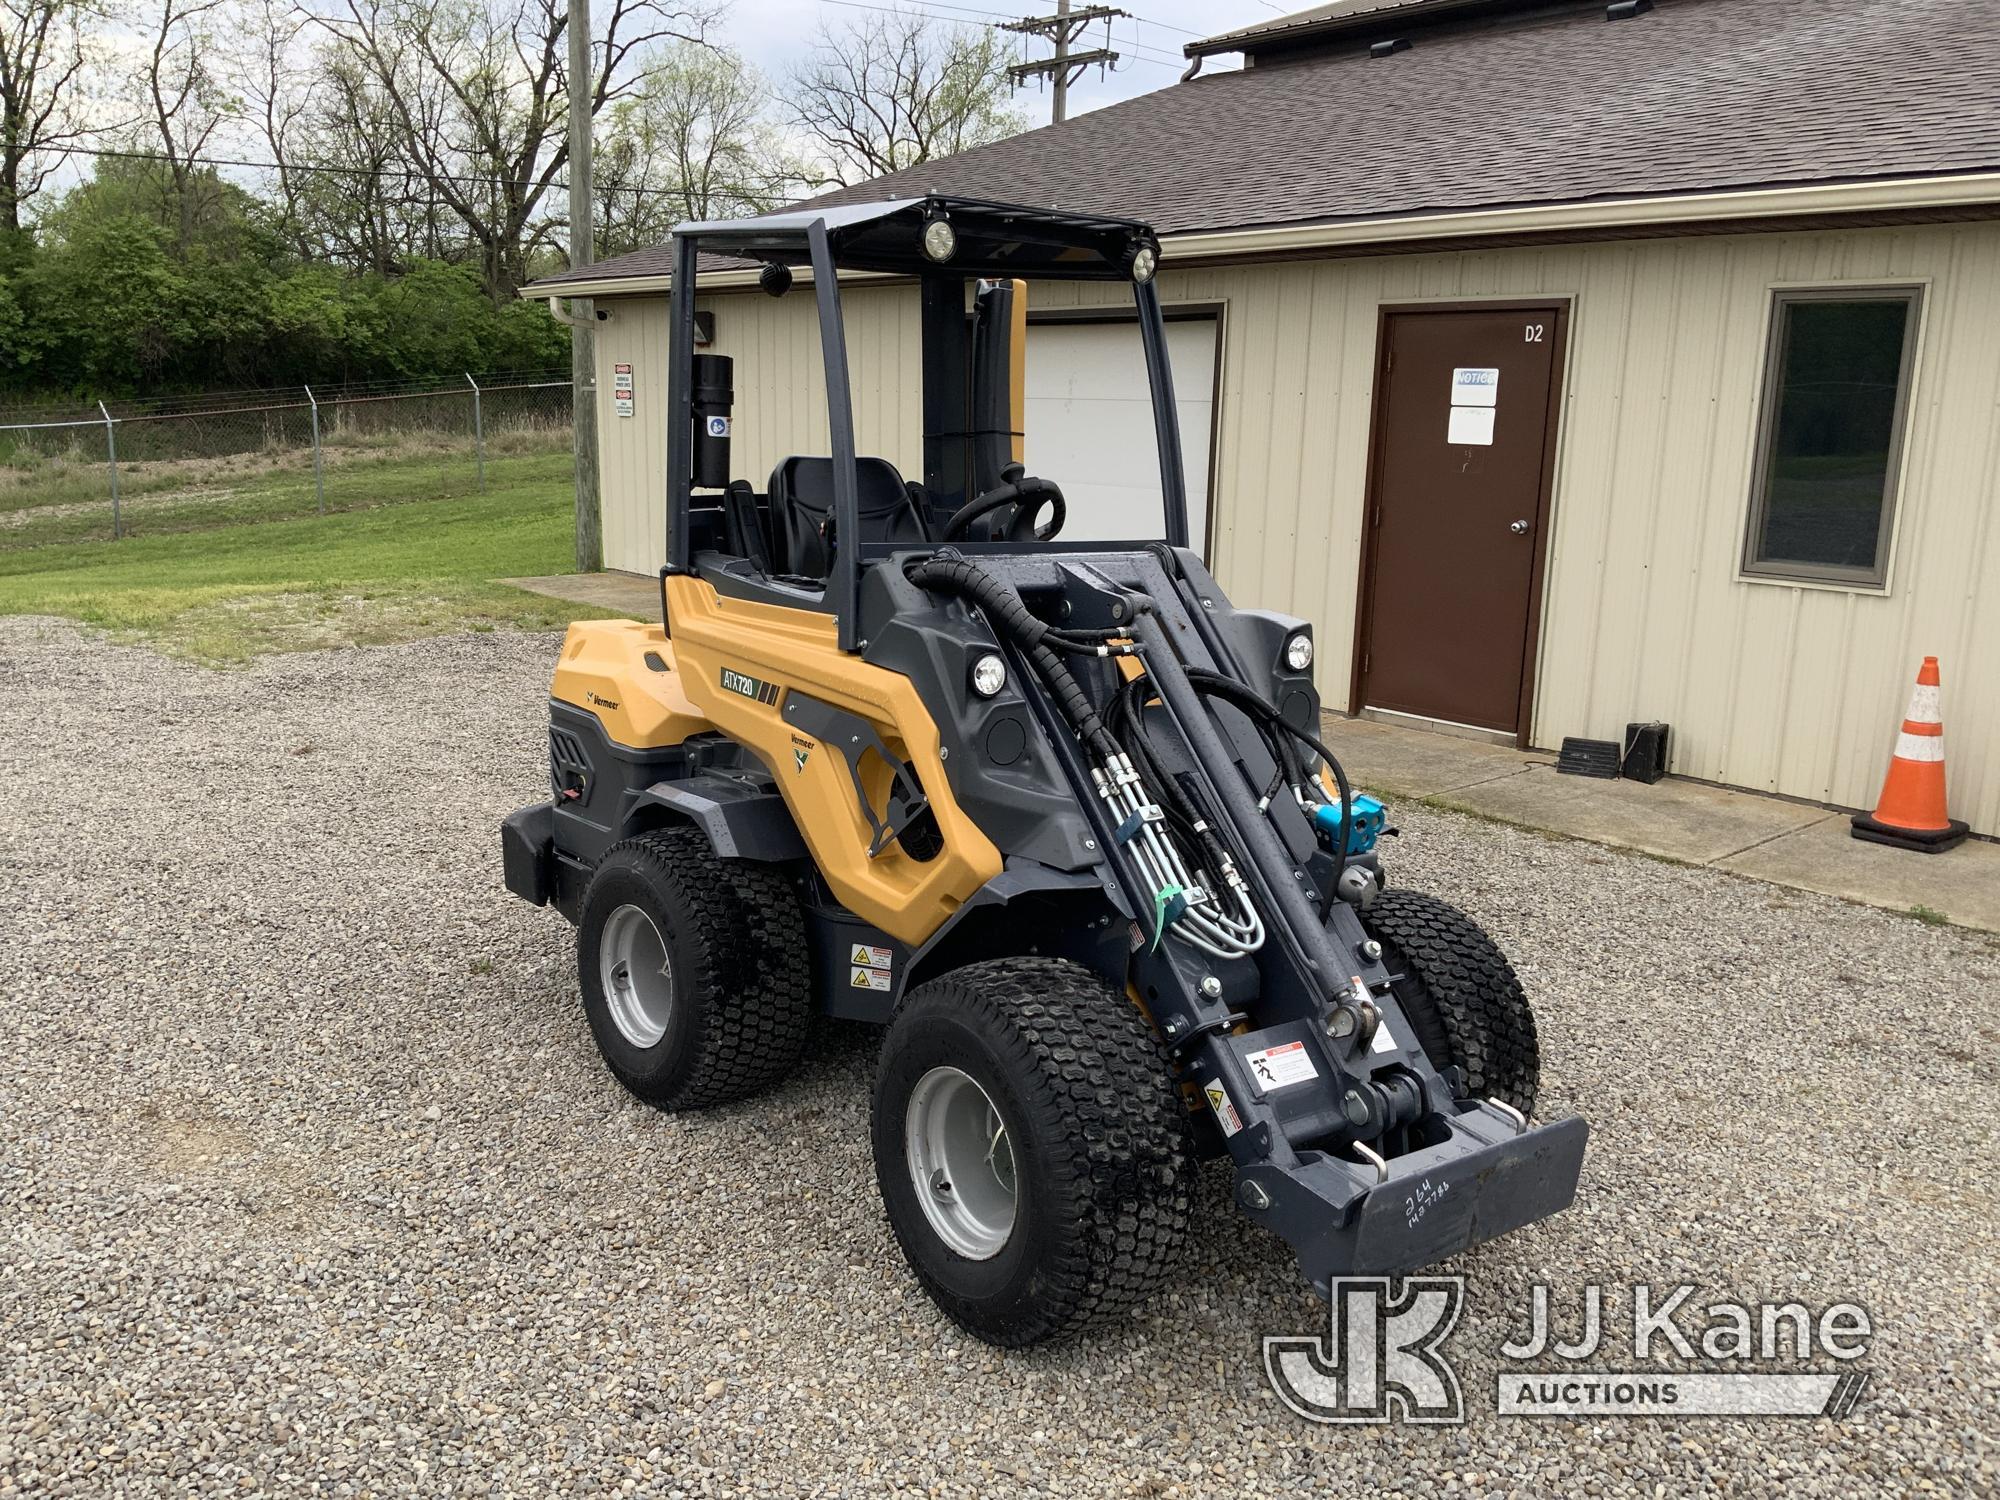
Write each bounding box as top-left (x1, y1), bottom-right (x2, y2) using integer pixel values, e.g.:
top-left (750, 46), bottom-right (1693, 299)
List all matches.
top-left (1312, 793), bottom-right (1388, 856)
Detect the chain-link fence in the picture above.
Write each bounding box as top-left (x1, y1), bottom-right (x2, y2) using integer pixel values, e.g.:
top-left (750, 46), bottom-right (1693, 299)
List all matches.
top-left (0, 371), bottom-right (573, 547)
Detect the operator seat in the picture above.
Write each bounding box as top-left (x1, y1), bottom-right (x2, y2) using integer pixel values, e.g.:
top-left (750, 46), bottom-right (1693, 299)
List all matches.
top-left (768, 456), bottom-right (930, 579)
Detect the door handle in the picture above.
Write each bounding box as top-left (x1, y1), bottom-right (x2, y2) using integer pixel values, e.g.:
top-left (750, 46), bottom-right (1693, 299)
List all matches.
top-left (1509, 519), bottom-right (1530, 536)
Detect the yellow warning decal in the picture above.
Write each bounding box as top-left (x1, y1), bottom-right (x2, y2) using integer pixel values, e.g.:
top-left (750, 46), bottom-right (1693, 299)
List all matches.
top-left (1204, 1080), bottom-right (1243, 1136)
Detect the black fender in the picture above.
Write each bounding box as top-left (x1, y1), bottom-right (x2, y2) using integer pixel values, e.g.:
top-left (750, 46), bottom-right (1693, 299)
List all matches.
top-left (629, 774), bottom-right (809, 863)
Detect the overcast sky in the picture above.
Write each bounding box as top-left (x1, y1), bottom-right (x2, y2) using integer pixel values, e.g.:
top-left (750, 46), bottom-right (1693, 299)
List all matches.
top-left (712, 0), bottom-right (1286, 118)
top-left (47, 0), bottom-right (1288, 204)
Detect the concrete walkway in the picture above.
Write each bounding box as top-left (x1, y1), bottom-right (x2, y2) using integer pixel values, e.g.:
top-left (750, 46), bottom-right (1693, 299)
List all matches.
top-left (1320, 714), bottom-right (2000, 935)
top-left (504, 570), bottom-right (659, 616)
top-left (496, 571), bottom-right (2000, 934)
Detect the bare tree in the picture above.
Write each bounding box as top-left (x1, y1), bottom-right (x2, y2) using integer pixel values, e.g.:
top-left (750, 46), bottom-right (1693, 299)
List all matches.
top-left (593, 43), bottom-right (802, 256)
top-left (141, 0), bottom-right (234, 249)
top-left (0, 0), bottom-right (94, 235)
top-left (228, 0), bottom-right (313, 254)
top-left (283, 48), bottom-right (426, 272)
top-left (315, 0), bottom-right (715, 300)
top-left (784, 12), bottom-right (1024, 189)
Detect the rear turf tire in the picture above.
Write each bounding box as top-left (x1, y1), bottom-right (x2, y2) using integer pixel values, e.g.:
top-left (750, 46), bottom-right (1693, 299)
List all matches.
top-left (871, 958), bottom-right (1196, 1347)
top-left (577, 827), bottom-right (810, 1111)
top-left (1362, 887), bottom-right (1541, 1117)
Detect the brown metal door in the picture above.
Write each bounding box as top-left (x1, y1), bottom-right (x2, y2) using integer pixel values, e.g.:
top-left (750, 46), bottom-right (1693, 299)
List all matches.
top-left (1355, 305), bottom-right (1566, 736)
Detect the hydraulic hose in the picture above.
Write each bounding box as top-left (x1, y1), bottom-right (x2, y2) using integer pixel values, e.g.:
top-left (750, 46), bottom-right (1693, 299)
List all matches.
top-left (906, 558), bottom-right (1122, 759)
top-left (906, 555), bottom-right (1268, 958)
top-left (1186, 668), bottom-right (1357, 887)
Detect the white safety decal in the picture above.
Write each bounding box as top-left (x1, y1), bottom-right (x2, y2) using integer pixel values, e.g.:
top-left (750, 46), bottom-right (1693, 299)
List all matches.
top-left (1371, 1020), bottom-right (1399, 1055)
top-left (849, 965), bottom-right (892, 992)
top-left (1204, 1080), bottom-right (1243, 1136)
top-left (1447, 406), bottom-right (1496, 446)
top-left (1245, 1040), bottom-right (1319, 1091)
top-left (850, 943), bottom-right (892, 970)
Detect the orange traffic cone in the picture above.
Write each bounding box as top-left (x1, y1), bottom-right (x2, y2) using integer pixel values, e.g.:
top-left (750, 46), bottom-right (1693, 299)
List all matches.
top-left (1851, 656), bottom-right (1969, 853)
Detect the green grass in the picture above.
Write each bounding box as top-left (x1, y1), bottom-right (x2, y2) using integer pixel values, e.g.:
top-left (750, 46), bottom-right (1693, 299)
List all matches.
top-left (0, 430), bottom-right (569, 546)
top-left (0, 448), bottom-right (615, 664)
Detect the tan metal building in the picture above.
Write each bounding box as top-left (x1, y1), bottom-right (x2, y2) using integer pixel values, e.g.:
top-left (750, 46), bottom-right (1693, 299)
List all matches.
top-left (534, 0), bottom-right (2000, 835)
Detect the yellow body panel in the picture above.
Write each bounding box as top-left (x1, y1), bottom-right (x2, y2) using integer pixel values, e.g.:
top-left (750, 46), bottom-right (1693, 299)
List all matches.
top-left (665, 576), bottom-right (1002, 946)
top-left (551, 619), bottom-right (711, 748)
top-left (552, 581), bottom-right (1004, 948)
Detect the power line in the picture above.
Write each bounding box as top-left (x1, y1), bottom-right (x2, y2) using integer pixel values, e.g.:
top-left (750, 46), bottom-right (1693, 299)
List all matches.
top-left (819, 0), bottom-right (1180, 75)
top-left (1114, 28), bottom-right (1188, 63)
top-left (1002, 3), bottom-right (1129, 121)
top-left (869, 0), bottom-right (1018, 17)
top-left (28, 140), bottom-right (780, 204)
top-left (1124, 9), bottom-right (1205, 39)
top-left (819, 0), bottom-right (1010, 25)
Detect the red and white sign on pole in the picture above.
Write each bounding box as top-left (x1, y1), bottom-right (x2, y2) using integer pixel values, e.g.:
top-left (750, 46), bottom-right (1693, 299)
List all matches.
top-left (613, 363), bottom-right (634, 418)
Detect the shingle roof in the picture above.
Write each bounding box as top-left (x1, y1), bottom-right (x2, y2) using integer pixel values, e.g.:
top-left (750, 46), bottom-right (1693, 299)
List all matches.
top-left (1187, 0), bottom-right (1463, 57)
top-left (533, 0), bottom-right (2000, 291)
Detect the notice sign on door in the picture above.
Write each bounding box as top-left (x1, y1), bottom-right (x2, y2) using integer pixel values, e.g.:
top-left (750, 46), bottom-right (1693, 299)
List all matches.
top-left (1448, 365), bottom-right (1499, 446)
top-left (613, 362), bottom-right (634, 418)
top-left (1451, 367), bottom-right (1500, 405)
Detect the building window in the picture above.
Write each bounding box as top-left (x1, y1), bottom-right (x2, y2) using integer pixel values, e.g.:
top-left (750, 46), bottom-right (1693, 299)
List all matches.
top-left (1743, 288), bottom-right (1922, 587)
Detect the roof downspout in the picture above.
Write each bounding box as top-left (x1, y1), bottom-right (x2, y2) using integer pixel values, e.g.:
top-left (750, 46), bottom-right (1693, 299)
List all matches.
top-left (545, 295), bottom-right (612, 326)
top-left (1180, 52), bottom-right (1203, 82)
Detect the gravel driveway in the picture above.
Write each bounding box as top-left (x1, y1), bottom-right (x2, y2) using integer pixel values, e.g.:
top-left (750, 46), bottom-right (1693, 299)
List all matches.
top-left (2, 616), bottom-right (1995, 1497)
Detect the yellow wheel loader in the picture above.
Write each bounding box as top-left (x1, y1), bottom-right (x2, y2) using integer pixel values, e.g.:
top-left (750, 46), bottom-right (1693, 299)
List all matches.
top-left (502, 196), bottom-right (1587, 1347)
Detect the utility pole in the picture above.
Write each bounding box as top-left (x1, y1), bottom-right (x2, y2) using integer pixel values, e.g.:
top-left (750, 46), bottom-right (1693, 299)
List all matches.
top-left (568, 0), bottom-right (602, 573)
top-left (1001, 2), bottom-right (1127, 125)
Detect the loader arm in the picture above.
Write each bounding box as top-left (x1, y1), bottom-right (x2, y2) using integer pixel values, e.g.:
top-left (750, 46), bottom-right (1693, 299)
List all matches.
top-left (882, 542), bottom-right (1589, 1290)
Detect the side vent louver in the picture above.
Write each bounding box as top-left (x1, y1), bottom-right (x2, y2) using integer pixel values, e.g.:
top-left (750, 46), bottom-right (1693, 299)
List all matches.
top-left (549, 726), bottom-right (591, 801)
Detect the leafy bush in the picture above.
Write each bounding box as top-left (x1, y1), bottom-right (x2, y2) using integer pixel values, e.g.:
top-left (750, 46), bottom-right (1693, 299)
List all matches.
top-left (0, 162), bottom-right (569, 400)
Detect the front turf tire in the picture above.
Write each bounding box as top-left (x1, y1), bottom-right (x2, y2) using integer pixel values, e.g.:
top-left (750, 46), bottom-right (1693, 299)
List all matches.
top-left (577, 828), bottom-right (810, 1111)
top-left (1362, 887), bottom-right (1541, 1116)
top-left (870, 958), bottom-right (1196, 1348)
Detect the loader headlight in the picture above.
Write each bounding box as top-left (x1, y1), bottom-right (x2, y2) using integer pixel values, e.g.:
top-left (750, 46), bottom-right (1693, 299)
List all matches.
top-left (1285, 632), bottom-right (1314, 672)
top-left (969, 653), bottom-right (1008, 698)
top-left (1129, 243), bottom-right (1158, 283)
top-left (922, 218), bottom-right (957, 263)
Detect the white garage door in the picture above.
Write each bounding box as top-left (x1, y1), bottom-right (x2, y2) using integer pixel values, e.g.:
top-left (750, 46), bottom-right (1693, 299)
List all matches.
top-left (1022, 316), bottom-right (1217, 555)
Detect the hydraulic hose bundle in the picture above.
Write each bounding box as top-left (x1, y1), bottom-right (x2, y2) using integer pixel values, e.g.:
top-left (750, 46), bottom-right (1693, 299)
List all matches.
top-left (907, 558), bottom-right (1355, 960)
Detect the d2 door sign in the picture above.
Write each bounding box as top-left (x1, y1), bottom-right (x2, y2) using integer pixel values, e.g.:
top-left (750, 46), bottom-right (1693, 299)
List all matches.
top-left (613, 363), bottom-right (635, 418)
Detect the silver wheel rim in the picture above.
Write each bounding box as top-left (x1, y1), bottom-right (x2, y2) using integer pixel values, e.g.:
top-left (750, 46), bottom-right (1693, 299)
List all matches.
top-left (904, 1066), bottom-right (1018, 1259)
top-left (599, 904), bottom-right (674, 1049)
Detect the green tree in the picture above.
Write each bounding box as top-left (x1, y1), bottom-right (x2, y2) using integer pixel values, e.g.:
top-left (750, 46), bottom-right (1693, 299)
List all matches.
top-left (593, 44), bottom-right (804, 257)
top-left (313, 0), bottom-right (716, 301)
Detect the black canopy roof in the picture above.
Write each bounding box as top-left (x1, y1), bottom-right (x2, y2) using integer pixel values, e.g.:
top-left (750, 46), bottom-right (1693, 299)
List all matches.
top-left (672, 194), bottom-right (1157, 282)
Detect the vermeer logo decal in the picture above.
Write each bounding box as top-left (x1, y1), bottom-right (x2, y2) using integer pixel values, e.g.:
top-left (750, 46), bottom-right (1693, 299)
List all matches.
top-left (584, 689), bottom-right (620, 711)
top-left (790, 733), bottom-right (814, 772)
top-left (719, 667), bottom-right (779, 705)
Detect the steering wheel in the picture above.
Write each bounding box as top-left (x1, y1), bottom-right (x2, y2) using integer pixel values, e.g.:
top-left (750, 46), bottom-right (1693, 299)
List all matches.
top-left (940, 464), bottom-right (1067, 543)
